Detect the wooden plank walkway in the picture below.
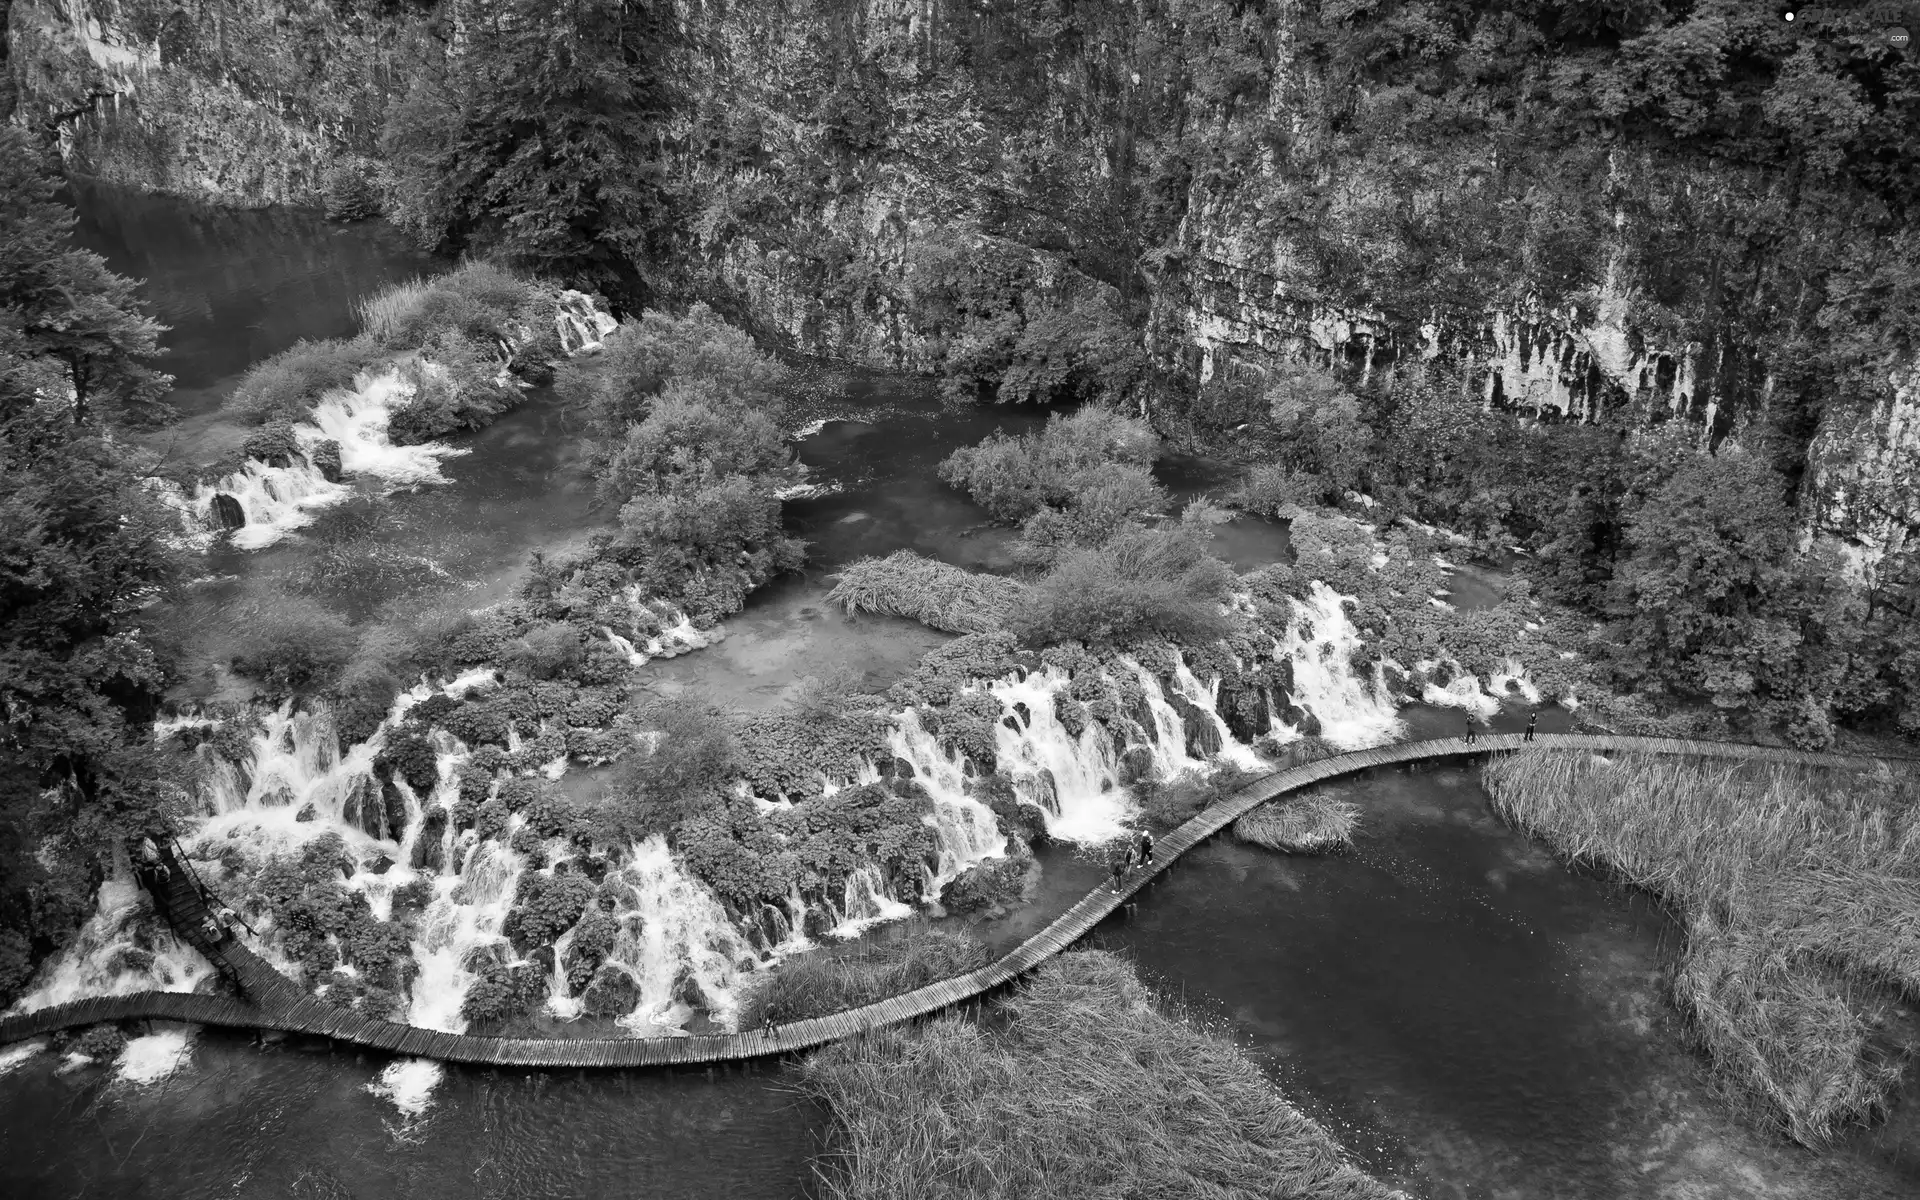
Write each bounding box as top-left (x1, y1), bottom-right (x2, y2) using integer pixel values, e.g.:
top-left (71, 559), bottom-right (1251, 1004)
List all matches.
top-left (1, 733), bottom-right (1907, 1065)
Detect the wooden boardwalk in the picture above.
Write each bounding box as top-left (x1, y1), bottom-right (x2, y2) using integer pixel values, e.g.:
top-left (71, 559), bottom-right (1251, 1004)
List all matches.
top-left (0, 732), bottom-right (1906, 1066)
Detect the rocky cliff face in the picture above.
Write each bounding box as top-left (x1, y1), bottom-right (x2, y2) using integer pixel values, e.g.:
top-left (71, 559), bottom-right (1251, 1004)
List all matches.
top-left (8, 0), bottom-right (1915, 562)
top-left (6, 0), bottom-right (400, 206)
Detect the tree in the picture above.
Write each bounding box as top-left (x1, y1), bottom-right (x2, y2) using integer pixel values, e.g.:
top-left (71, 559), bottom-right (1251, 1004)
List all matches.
top-left (0, 139), bottom-right (185, 1005)
top-left (380, 0), bottom-right (681, 306)
top-left (0, 127), bottom-right (170, 425)
top-left (1606, 453), bottom-right (1805, 714)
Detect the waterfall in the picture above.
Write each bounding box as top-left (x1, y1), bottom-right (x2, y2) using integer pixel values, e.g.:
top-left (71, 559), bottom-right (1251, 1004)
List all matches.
top-left (886, 711), bottom-right (1008, 895)
top-left (989, 667), bottom-right (1138, 844)
top-left (602, 587), bottom-right (725, 665)
top-left (591, 836), bottom-right (763, 1035)
top-left (1416, 655), bottom-right (1543, 717)
top-left (6, 871), bottom-right (212, 1014)
top-left (1167, 659), bottom-right (1266, 771)
top-left (1271, 581), bottom-right (1405, 749)
top-left (180, 368), bottom-right (470, 550)
top-left (555, 289), bottom-right (618, 354)
top-left (407, 838), bottom-right (526, 1033)
top-left (114, 1028), bottom-right (195, 1085)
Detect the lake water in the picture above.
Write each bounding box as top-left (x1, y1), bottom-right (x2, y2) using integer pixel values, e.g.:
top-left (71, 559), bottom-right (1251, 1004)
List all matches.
top-left (6, 188), bottom-right (1914, 1200)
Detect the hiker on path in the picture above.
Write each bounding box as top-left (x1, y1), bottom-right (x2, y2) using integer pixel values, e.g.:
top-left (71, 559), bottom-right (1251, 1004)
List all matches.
top-left (1137, 831), bottom-right (1155, 869)
top-left (137, 836), bottom-right (169, 881)
top-left (1525, 712), bottom-right (1537, 743)
top-left (1464, 714), bottom-right (1476, 745)
top-left (762, 1015), bottom-right (778, 1041)
top-left (1110, 850), bottom-right (1129, 891)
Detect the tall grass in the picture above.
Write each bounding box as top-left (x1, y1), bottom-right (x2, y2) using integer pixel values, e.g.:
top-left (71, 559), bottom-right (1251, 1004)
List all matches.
top-left (740, 919), bottom-right (988, 1027)
top-left (357, 261), bottom-right (535, 348)
top-left (1482, 750), bottom-right (1920, 1146)
top-left (798, 950), bottom-right (1399, 1200)
top-left (1234, 794), bottom-right (1361, 852)
top-left (826, 551), bottom-right (1024, 634)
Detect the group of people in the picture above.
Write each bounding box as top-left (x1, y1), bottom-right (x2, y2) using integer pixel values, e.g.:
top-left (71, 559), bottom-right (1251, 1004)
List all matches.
top-left (1110, 830), bottom-right (1156, 891)
top-left (1463, 712), bottom-right (1538, 744)
top-left (134, 833), bottom-right (243, 945)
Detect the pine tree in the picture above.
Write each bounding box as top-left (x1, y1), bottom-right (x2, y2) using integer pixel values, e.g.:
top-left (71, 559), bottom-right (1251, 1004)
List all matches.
top-left (0, 127), bottom-right (171, 425)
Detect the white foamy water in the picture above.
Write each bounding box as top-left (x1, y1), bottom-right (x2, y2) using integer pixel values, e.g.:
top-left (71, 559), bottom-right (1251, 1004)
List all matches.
top-left (1271, 581), bottom-right (1405, 749)
top-left (408, 837), bottom-right (524, 1034)
top-left (0, 1040), bottom-right (44, 1077)
top-left (555, 289), bottom-right (618, 355)
top-left (9, 872), bottom-right (212, 1014)
top-left (114, 1028), bottom-right (194, 1085)
top-left (185, 368), bottom-right (471, 549)
top-left (887, 710), bottom-right (1009, 894)
top-left (593, 837), bottom-right (763, 1035)
top-left (990, 666), bottom-right (1139, 844)
top-left (369, 1057), bottom-right (444, 1118)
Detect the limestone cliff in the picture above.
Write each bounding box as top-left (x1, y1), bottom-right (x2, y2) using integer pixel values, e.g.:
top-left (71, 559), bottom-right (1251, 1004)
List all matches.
top-left (7, 0), bottom-right (1915, 562)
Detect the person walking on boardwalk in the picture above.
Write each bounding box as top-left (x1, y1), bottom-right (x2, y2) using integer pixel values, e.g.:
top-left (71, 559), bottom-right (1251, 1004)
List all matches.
top-left (1525, 712), bottom-right (1537, 743)
top-left (1137, 830), bottom-right (1155, 869)
top-left (1464, 714), bottom-right (1476, 745)
top-left (1110, 846), bottom-right (1130, 891)
top-left (762, 1015), bottom-right (778, 1041)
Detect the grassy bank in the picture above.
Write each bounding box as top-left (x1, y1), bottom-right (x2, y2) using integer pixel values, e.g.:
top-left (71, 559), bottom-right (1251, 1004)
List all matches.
top-left (797, 950), bottom-right (1400, 1200)
top-left (1481, 750), bottom-right (1920, 1146)
top-left (740, 920), bottom-right (988, 1027)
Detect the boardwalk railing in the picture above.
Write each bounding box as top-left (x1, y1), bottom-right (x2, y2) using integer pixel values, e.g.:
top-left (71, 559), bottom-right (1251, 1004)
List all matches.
top-left (0, 732), bottom-right (1905, 1065)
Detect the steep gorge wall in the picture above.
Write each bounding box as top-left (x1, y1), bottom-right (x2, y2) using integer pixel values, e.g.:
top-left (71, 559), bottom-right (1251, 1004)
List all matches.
top-left (7, 0), bottom-right (1916, 558)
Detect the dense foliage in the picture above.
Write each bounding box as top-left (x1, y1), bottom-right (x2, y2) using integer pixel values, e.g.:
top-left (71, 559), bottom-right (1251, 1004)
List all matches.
top-left (380, 0), bottom-right (681, 305)
top-left (0, 130), bottom-right (188, 1004)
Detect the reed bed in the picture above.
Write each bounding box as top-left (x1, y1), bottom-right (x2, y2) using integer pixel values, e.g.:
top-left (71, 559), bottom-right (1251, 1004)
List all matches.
top-left (1233, 794), bottom-right (1362, 853)
top-left (1481, 750), bottom-right (1920, 1146)
top-left (798, 950), bottom-right (1400, 1200)
top-left (739, 919), bottom-right (988, 1027)
top-left (825, 551), bottom-right (1024, 634)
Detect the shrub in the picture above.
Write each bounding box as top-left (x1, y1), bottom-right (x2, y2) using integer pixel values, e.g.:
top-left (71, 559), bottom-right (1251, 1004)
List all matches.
top-left (227, 336), bottom-right (385, 424)
top-left (74, 1024), bottom-right (128, 1060)
top-left (228, 593), bottom-right (359, 692)
top-left (560, 302), bottom-right (788, 444)
top-left (739, 919), bottom-right (989, 1027)
top-left (502, 869), bottom-right (595, 951)
top-left (940, 852), bottom-right (1034, 915)
top-left (1008, 518), bottom-right (1237, 649)
top-left (597, 386), bottom-right (793, 507)
top-left (593, 699), bottom-right (740, 842)
top-left (241, 420), bottom-right (303, 467)
top-left (939, 408), bottom-right (1160, 524)
top-left (502, 620), bottom-right (587, 682)
top-left (386, 329), bottom-right (522, 444)
top-left (358, 261), bottom-right (535, 350)
top-left (323, 158), bottom-right (382, 222)
top-left (1232, 463), bottom-right (1326, 517)
top-left (827, 551), bottom-right (1024, 634)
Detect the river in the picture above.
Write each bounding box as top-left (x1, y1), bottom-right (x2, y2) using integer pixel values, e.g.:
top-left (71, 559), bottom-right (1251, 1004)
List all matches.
top-left (2, 190), bottom-right (1914, 1200)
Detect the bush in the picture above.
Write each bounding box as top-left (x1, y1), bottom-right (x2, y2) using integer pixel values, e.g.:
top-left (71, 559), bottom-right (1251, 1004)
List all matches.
top-left (503, 620), bottom-right (587, 681)
top-left (227, 336), bottom-right (385, 424)
top-left (502, 869), bottom-right (595, 951)
top-left (940, 851), bottom-right (1034, 915)
top-left (386, 329), bottom-right (522, 444)
top-left (939, 408), bottom-right (1160, 524)
top-left (323, 159), bottom-right (382, 222)
top-left (560, 302), bottom-right (788, 444)
top-left (592, 699), bottom-right (740, 843)
top-left (229, 594), bottom-right (359, 692)
top-left (358, 261), bottom-right (535, 350)
top-left (1008, 518), bottom-right (1237, 649)
top-left (597, 387), bottom-right (793, 508)
top-left (1231, 463), bottom-right (1326, 517)
top-left (738, 919), bottom-right (989, 1027)
top-left (241, 420), bottom-right (303, 467)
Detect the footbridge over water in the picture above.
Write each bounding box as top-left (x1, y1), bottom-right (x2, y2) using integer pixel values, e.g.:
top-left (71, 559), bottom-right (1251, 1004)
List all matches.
top-left (0, 733), bottom-right (1906, 1066)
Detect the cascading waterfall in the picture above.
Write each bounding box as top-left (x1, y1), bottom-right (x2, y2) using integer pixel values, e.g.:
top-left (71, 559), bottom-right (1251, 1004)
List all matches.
top-left (587, 837), bottom-right (765, 1036)
top-left (554, 289), bottom-right (618, 355)
top-left (1417, 655), bottom-right (1543, 718)
top-left (1270, 581), bottom-right (1405, 749)
top-left (182, 369), bottom-right (471, 549)
top-left (886, 710), bottom-right (1008, 895)
top-left (409, 837), bottom-right (525, 1034)
top-left (6, 871), bottom-right (212, 1014)
top-left (601, 587), bottom-right (725, 665)
top-left (989, 666), bottom-right (1138, 844)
